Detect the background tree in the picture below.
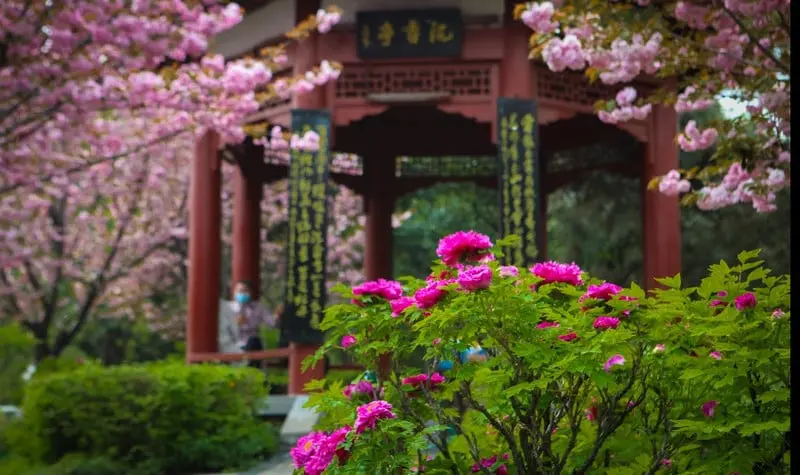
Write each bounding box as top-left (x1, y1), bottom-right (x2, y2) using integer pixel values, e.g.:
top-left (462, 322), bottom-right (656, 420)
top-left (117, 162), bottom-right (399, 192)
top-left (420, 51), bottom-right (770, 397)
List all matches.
top-left (517, 0), bottom-right (790, 212)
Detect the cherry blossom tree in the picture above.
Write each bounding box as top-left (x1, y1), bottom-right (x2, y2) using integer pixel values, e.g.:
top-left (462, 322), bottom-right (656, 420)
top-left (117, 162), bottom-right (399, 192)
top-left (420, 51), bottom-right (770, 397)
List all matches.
top-left (517, 0), bottom-right (790, 212)
top-left (0, 0), bottom-right (346, 359)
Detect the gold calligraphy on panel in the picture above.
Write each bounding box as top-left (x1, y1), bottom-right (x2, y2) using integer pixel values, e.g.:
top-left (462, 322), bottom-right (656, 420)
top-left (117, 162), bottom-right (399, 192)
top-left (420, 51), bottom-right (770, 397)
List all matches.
top-left (288, 119), bottom-right (329, 328)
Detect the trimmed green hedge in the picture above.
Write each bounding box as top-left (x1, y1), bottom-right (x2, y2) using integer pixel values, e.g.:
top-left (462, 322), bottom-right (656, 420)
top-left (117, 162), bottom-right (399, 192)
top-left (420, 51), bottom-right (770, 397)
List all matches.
top-left (8, 362), bottom-right (277, 475)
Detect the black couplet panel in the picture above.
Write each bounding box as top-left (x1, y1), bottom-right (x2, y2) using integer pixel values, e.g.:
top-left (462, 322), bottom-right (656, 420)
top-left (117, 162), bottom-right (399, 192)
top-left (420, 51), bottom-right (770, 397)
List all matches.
top-left (496, 98), bottom-right (542, 267)
top-left (355, 8), bottom-right (463, 59)
top-left (283, 109), bottom-right (330, 344)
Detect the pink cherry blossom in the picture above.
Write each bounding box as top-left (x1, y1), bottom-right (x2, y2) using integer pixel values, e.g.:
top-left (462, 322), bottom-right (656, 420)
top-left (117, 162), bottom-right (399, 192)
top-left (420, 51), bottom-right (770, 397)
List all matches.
top-left (658, 170), bottom-right (692, 197)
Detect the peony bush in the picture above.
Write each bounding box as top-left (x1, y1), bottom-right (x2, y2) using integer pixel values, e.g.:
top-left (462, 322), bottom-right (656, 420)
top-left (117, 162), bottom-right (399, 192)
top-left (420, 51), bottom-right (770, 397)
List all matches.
top-left (296, 231), bottom-right (790, 474)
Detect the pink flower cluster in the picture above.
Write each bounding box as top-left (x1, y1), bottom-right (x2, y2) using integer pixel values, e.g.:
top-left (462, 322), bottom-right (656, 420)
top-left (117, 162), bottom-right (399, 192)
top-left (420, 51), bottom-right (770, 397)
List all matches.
top-left (352, 279), bottom-right (404, 301)
top-left (343, 380), bottom-right (377, 400)
top-left (542, 35), bottom-right (587, 72)
top-left (401, 372), bottom-right (446, 390)
top-left (519, 2), bottom-right (558, 34)
top-left (580, 282), bottom-right (623, 301)
top-left (531, 261), bottom-right (583, 286)
top-left (436, 230), bottom-right (494, 266)
top-left (593, 316), bottom-right (620, 330)
top-left (696, 162), bottom-right (788, 213)
top-left (355, 400), bottom-right (397, 433)
top-left (678, 121), bottom-right (719, 152)
top-left (457, 264), bottom-right (493, 291)
top-left (598, 87), bottom-right (652, 124)
top-left (290, 427), bottom-right (351, 475)
top-left (675, 85), bottom-right (715, 113)
top-left (658, 170), bottom-right (692, 197)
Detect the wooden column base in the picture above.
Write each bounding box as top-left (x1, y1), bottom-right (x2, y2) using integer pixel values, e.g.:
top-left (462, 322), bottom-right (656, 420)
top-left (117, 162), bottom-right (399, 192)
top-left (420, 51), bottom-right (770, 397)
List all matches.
top-left (288, 343), bottom-right (325, 394)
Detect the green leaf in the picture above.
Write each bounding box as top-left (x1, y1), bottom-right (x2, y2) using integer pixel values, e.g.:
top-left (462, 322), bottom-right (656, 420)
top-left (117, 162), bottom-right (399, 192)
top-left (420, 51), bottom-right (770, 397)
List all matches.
top-left (737, 249), bottom-right (761, 264)
top-left (655, 274), bottom-right (681, 289)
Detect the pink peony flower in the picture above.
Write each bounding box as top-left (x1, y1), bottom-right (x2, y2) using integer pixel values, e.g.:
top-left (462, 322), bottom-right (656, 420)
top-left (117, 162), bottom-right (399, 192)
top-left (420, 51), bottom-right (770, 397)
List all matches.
top-left (414, 284), bottom-right (446, 308)
top-left (471, 454), bottom-right (509, 474)
top-left (304, 426), bottom-right (352, 475)
top-left (341, 335), bottom-right (357, 348)
top-left (603, 354), bottom-right (625, 372)
top-left (653, 344), bottom-right (666, 353)
top-left (498, 265), bottom-right (519, 277)
top-left (661, 458), bottom-right (672, 467)
top-left (290, 431), bottom-right (327, 469)
top-left (709, 351), bottom-right (723, 360)
top-left (343, 380), bottom-right (375, 399)
top-left (772, 308), bottom-right (785, 319)
top-left (734, 292), bottom-right (757, 310)
top-left (436, 231), bottom-right (493, 266)
top-left (709, 299), bottom-right (726, 307)
top-left (401, 372), bottom-right (446, 390)
top-left (352, 279), bottom-right (403, 300)
top-left (558, 331), bottom-right (578, 342)
top-left (702, 400), bottom-right (718, 418)
top-left (536, 320), bottom-right (560, 329)
top-left (531, 261), bottom-right (583, 285)
top-left (593, 316), bottom-right (620, 330)
top-left (457, 265), bottom-right (493, 291)
top-left (390, 296), bottom-right (416, 317)
top-left (354, 400), bottom-right (396, 433)
top-left (432, 338), bottom-right (441, 345)
top-left (580, 282), bottom-right (622, 301)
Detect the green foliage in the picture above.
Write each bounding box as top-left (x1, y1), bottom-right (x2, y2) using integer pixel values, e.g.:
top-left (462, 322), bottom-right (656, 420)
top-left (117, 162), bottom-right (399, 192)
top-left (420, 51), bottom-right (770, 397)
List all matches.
top-left (8, 363), bottom-right (277, 475)
top-left (74, 318), bottom-right (180, 366)
top-left (0, 323), bottom-right (35, 405)
top-left (304, 241), bottom-right (790, 474)
top-left (394, 183), bottom-right (499, 278)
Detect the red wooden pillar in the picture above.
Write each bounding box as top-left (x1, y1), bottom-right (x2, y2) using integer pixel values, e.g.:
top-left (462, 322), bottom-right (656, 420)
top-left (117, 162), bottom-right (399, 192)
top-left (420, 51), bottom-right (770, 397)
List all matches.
top-left (232, 165), bottom-right (262, 298)
top-left (287, 0), bottom-right (325, 394)
top-left (187, 131), bottom-right (222, 359)
top-left (364, 155), bottom-right (396, 378)
top-left (642, 104), bottom-right (681, 289)
top-left (500, 1), bottom-right (548, 260)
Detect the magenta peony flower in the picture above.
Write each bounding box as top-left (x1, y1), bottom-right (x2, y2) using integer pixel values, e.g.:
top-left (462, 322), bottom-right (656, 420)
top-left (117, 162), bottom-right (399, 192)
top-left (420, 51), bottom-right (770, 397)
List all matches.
top-left (429, 372), bottom-right (446, 385)
top-left (352, 279), bottom-right (403, 300)
top-left (343, 380), bottom-right (375, 399)
top-left (585, 405), bottom-right (598, 421)
top-left (457, 265), bottom-right (493, 291)
top-left (414, 284), bottom-right (446, 308)
top-left (558, 331), bottom-right (578, 342)
top-left (354, 400), bottom-right (396, 433)
top-left (536, 320), bottom-right (560, 329)
top-left (702, 400), bottom-right (718, 418)
top-left (304, 426), bottom-right (352, 475)
top-left (603, 354), bottom-right (625, 372)
top-left (709, 351), bottom-right (723, 360)
top-left (580, 282), bottom-right (622, 301)
top-left (530, 261), bottom-right (583, 285)
top-left (290, 431), bottom-right (327, 469)
top-left (436, 231), bottom-right (494, 266)
top-left (593, 316), bottom-right (620, 330)
top-left (390, 296), bottom-right (415, 317)
top-left (341, 334), bottom-right (357, 348)
top-left (471, 454), bottom-right (509, 474)
top-left (734, 292), bottom-right (757, 310)
top-left (709, 299), bottom-right (726, 307)
top-left (401, 372), bottom-right (446, 390)
top-left (498, 265), bottom-right (519, 277)
top-left (661, 458), bottom-right (672, 467)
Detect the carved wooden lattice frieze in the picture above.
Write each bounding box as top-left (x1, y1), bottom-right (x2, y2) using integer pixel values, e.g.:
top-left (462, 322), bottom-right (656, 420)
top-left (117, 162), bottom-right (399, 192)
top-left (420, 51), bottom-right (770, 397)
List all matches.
top-left (335, 63), bottom-right (495, 100)
top-left (536, 66), bottom-right (620, 107)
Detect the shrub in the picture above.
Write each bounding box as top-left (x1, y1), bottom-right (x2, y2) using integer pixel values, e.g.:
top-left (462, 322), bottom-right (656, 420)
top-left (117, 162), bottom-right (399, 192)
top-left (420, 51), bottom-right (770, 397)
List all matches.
top-left (298, 233), bottom-right (791, 475)
top-left (9, 362), bottom-right (278, 474)
top-left (0, 323), bottom-right (35, 405)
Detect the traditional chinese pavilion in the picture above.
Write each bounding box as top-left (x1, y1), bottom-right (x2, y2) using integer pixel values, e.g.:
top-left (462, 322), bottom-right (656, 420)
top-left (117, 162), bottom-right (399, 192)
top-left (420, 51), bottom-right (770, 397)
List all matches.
top-left (186, 0), bottom-right (681, 393)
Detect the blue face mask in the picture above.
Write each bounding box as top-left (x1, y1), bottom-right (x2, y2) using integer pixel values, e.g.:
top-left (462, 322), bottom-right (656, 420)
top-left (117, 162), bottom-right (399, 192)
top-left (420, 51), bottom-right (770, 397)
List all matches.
top-left (235, 292), bottom-right (251, 304)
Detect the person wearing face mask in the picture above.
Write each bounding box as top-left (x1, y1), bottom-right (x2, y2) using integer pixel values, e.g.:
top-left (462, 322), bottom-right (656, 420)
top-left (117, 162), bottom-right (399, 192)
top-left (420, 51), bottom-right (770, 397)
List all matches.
top-left (233, 280), bottom-right (277, 369)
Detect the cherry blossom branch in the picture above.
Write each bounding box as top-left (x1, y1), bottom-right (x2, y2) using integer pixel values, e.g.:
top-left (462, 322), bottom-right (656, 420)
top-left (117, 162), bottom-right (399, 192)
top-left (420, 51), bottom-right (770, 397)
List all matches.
top-left (719, 4), bottom-right (789, 73)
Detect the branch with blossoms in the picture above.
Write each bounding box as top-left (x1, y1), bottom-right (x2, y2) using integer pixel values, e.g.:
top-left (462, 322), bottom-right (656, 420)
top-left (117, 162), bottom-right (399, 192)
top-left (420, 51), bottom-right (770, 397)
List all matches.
top-left (0, 1), bottom-right (344, 193)
top-left (516, 0), bottom-right (790, 213)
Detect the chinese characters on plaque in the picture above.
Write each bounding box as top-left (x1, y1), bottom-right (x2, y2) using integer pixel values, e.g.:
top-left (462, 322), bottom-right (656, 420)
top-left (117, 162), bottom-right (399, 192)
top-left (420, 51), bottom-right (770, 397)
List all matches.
top-left (497, 98), bottom-right (542, 268)
top-left (356, 8), bottom-right (463, 59)
top-left (283, 109), bottom-right (330, 344)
